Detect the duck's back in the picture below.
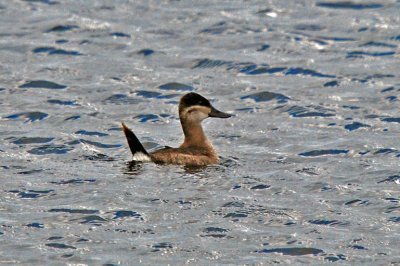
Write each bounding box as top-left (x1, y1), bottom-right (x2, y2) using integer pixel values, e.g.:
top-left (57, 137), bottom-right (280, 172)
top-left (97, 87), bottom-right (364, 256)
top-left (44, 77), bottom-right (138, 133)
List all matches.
top-left (150, 146), bottom-right (218, 166)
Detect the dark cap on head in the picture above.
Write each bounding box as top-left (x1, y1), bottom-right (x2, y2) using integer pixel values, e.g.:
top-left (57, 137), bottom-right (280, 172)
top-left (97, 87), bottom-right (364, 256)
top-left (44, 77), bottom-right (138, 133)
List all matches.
top-left (179, 92), bottom-right (211, 111)
top-left (179, 92), bottom-right (232, 118)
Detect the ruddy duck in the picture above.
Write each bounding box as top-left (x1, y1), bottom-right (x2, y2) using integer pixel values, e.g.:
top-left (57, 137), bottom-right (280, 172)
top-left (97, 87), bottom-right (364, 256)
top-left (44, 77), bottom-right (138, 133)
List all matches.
top-left (122, 92), bottom-right (232, 166)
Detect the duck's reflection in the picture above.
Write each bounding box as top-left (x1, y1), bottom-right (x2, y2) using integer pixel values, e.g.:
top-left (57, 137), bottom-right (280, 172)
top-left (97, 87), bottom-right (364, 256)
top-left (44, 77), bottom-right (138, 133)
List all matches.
top-left (122, 155), bottom-right (239, 176)
top-left (122, 160), bottom-right (211, 176)
top-left (183, 164), bottom-right (208, 174)
top-left (123, 161), bottom-right (144, 176)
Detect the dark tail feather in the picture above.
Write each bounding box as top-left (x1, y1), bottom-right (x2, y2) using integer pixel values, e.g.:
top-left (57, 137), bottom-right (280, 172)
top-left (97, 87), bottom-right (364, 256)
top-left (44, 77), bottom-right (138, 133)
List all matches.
top-left (121, 122), bottom-right (149, 158)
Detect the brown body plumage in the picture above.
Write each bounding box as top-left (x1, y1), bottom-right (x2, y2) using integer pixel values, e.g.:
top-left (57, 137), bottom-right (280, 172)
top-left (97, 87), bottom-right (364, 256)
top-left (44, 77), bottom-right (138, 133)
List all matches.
top-left (122, 92), bottom-right (231, 166)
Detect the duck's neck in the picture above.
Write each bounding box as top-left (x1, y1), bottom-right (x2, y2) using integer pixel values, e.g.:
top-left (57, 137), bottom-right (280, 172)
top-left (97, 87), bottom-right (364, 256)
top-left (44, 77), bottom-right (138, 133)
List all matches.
top-left (180, 120), bottom-right (210, 148)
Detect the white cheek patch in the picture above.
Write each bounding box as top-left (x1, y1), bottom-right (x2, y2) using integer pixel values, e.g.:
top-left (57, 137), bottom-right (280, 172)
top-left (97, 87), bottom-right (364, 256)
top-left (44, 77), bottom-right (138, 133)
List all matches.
top-left (185, 106), bottom-right (210, 122)
top-left (132, 152), bottom-right (151, 162)
top-left (192, 111), bottom-right (208, 121)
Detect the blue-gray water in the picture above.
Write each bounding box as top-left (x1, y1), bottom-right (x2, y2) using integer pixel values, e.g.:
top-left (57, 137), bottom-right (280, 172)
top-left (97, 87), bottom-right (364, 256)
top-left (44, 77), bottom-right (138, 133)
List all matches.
top-left (1, 0), bottom-right (399, 265)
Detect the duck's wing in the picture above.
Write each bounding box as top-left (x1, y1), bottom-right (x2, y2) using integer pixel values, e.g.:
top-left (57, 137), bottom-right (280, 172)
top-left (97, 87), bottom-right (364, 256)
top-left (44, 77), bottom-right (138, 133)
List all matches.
top-left (121, 122), bottom-right (151, 161)
top-left (149, 146), bottom-right (217, 165)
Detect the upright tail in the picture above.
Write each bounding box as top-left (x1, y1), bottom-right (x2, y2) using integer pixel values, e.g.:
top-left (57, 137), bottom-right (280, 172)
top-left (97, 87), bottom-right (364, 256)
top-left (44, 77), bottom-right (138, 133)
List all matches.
top-left (121, 122), bottom-right (151, 161)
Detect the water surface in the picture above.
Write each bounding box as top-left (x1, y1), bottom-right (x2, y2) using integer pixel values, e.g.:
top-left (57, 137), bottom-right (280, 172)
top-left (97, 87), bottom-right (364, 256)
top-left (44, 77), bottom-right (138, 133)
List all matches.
top-left (1, 0), bottom-right (399, 265)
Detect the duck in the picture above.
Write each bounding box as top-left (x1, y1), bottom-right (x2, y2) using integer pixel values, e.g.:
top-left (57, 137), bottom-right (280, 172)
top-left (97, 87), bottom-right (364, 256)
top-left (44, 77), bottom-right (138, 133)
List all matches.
top-left (121, 92), bottom-right (232, 166)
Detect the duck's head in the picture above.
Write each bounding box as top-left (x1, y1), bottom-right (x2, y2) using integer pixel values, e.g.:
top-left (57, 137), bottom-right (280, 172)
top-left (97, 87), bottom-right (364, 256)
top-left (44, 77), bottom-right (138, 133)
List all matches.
top-left (179, 92), bottom-right (232, 123)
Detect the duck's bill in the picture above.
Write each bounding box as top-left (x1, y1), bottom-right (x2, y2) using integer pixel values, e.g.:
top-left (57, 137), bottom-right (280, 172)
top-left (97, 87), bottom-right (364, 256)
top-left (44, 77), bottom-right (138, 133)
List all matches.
top-left (209, 107), bottom-right (232, 118)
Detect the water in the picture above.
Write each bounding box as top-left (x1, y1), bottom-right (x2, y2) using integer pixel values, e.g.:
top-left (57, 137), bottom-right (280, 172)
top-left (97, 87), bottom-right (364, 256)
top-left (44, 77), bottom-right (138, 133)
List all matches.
top-left (1, 0), bottom-right (399, 264)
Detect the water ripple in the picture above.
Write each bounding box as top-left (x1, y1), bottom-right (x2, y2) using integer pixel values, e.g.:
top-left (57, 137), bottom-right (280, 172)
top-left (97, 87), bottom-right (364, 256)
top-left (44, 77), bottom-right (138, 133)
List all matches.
top-left (112, 210), bottom-right (142, 220)
top-left (137, 49), bottom-right (155, 56)
top-left (284, 105), bottom-right (335, 118)
top-left (347, 51), bottom-right (395, 58)
top-left (325, 254), bottom-right (347, 262)
top-left (318, 36), bottom-right (355, 42)
top-left (299, 149), bottom-right (349, 157)
top-left (316, 1), bottom-right (383, 10)
top-left (152, 242), bottom-right (173, 252)
top-left (360, 41), bottom-right (397, 48)
top-left (257, 247), bottom-right (324, 256)
top-left (352, 74), bottom-right (395, 83)
top-left (28, 144), bottom-right (72, 155)
top-left (75, 130), bottom-right (108, 137)
top-left (65, 115), bottom-right (80, 121)
top-left (50, 179), bottom-right (96, 185)
top-left (344, 122), bottom-right (371, 131)
top-left (285, 67), bottom-right (335, 78)
top-left (48, 208), bottom-right (98, 214)
top-left (224, 211), bottom-right (248, 218)
top-left (82, 153), bottom-right (114, 161)
top-left (46, 24), bottom-right (79, 32)
top-left (201, 227), bottom-right (230, 238)
top-left (136, 90), bottom-right (178, 99)
top-left (17, 169), bottom-right (43, 175)
top-left (241, 91), bottom-right (290, 103)
top-left (134, 114), bottom-right (160, 123)
top-left (32, 46), bottom-right (82, 56)
top-left (9, 189), bottom-right (54, 199)
top-left (103, 94), bottom-right (141, 105)
top-left (26, 222), bottom-right (44, 228)
top-left (295, 24), bottom-right (326, 31)
top-left (250, 184), bottom-right (271, 190)
top-left (200, 21), bottom-right (227, 35)
top-left (45, 243), bottom-right (76, 249)
top-left (77, 139), bottom-right (121, 149)
top-left (257, 44), bottom-right (270, 51)
top-left (323, 80), bottom-right (339, 87)
top-left (77, 215), bottom-right (107, 225)
top-left (384, 197), bottom-right (399, 203)
top-left (5, 111), bottom-right (48, 122)
top-left (377, 175), bottom-right (400, 184)
top-left (222, 201), bottom-right (245, 208)
top-left (381, 117), bottom-right (400, 123)
top-left (110, 32), bottom-right (131, 38)
top-left (47, 99), bottom-right (78, 106)
top-left (158, 82), bottom-right (194, 91)
top-left (55, 39), bottom-right (68, 44)
top-left (19, 80), bottom-right (67, 89)
top-left (309, 219), bottom-right (349, 226)
top-left (345, 199), bottom-right (369, 206)
top-left (373, 148), bottom-right (397, 155)
top-left (388, 217), bottom-right (400, 223)
top-left (192, 58), bottom-right (335, 78)
top-left (23, 0), bottom-right (58, 5)
top-left (136, 90), bottom-right (162, 98)
top-left (11, 137), bottom-right (54, 145)
top-left (192, 58), bottom-right (232, 68)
